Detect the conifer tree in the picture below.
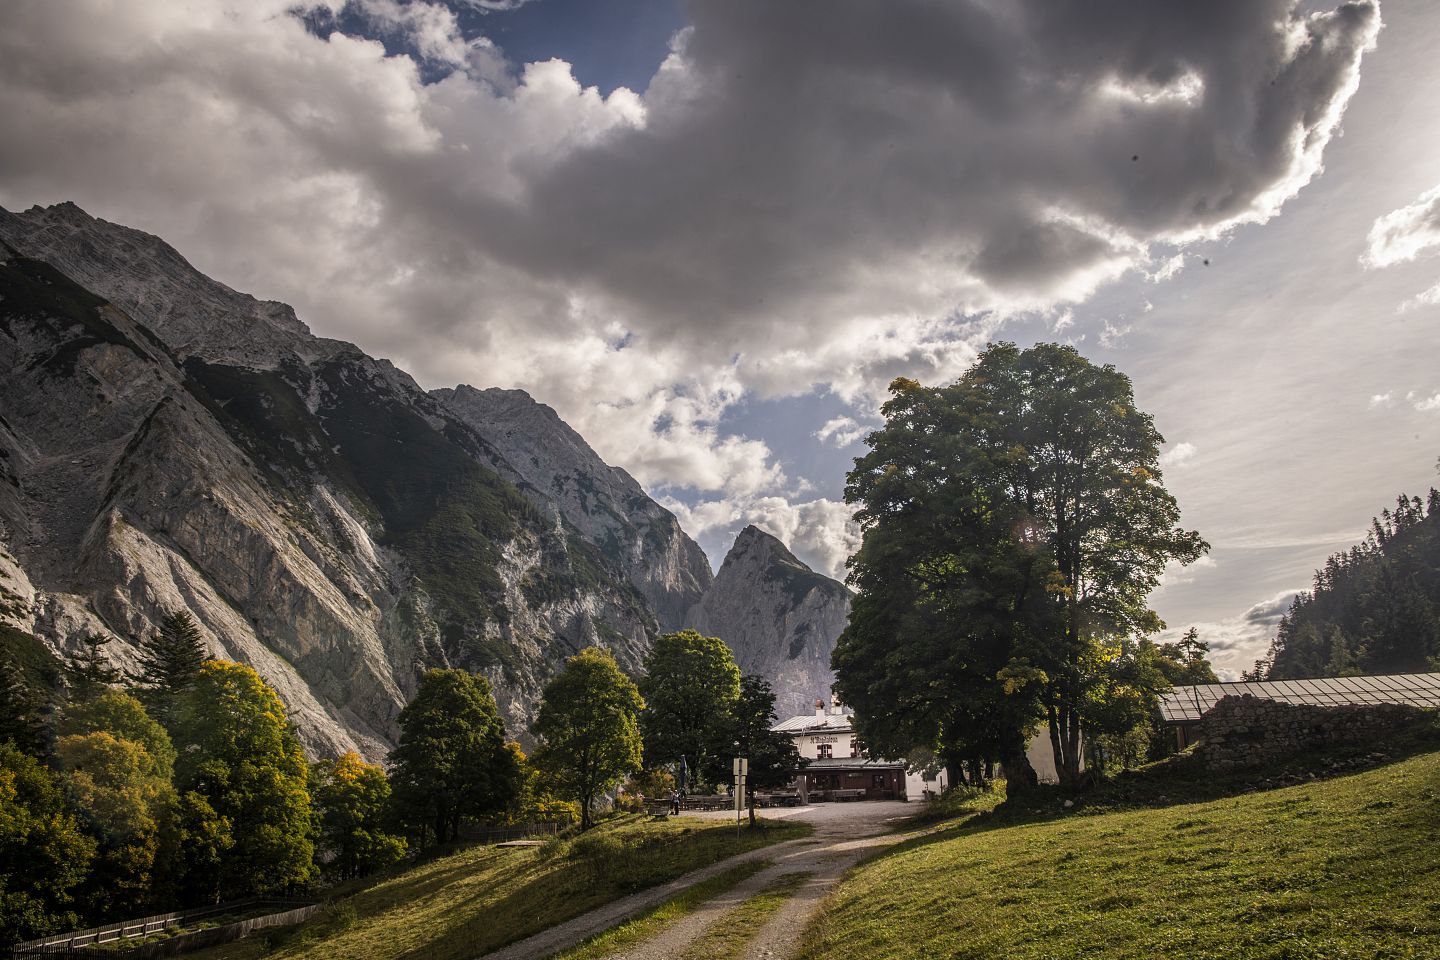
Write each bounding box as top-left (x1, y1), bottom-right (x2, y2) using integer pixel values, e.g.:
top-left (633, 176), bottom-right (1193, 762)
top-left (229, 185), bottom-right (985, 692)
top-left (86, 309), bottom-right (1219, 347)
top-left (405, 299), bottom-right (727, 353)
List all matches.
top-left (129, 611), bottom-right (211, 724)
top-left (64, 633), bottom-right (122, 701)
top-left (0, 649), bottom-right (45, 755)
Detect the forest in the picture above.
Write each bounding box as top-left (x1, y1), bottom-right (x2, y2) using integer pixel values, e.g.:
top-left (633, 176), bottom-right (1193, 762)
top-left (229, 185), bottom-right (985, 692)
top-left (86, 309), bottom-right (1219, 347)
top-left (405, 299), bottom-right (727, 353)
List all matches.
top-left (1258, 489), bottom-right (1440, 679)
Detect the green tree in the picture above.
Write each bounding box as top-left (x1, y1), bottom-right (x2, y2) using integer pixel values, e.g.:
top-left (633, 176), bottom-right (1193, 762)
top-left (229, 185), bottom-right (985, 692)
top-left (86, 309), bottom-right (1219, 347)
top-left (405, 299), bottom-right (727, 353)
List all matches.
top-left (170, 661), bottom-right (315, 900)
top-left (54, 691), bottom-right (179, 919)
top-left (388, 669), bottom-right (522, 846)
top-left (532, 647), bottom-right (644, 831)
top-left (63, 632), bottom-right (122, 701)
top-left (311, 752), bottom-right (406, 881)
top-left (0, 742), bottom-right (97, 944)
top-left (835, 343), bottom-right (1206, 793)
top-left (708, 675), bottom-right (804, 826)
top-left (1155, 628), bottom-right (1220, 686)
top-left (0, 649), bottom-right (45, 756)
top-left (638, 630), bottom-right (741, 792)
top-left (129, 610), bottom-right (211, 726)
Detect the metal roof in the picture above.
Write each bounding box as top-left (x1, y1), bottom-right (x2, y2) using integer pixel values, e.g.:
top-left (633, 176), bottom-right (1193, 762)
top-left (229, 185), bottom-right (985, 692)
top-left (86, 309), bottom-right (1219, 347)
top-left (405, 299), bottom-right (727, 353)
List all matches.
top-left (771, 712), bottom-right (854, 734)
top-left (1158, 672), bottom-right (1440, 723)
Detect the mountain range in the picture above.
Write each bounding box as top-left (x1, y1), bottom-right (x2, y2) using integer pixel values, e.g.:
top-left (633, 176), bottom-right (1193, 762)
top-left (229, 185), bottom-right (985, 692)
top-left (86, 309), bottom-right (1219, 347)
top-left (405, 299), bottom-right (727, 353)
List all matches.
top-left (0, 201), bottom-right (849, 755)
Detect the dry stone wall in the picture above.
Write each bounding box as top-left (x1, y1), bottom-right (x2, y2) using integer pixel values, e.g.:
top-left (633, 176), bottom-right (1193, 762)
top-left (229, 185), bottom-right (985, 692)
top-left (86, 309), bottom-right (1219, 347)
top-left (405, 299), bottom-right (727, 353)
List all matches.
top-left (1196, 694), bottom-right (1430, 771)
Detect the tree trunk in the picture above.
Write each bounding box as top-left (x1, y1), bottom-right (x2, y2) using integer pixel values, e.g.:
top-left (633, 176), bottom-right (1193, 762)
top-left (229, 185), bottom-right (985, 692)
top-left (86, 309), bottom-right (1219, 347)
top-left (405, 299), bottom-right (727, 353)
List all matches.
top-left (748, 790), bottom-right (757, 827)
top-left (1000, 736), bottom-right (1038, 800)
top-left (580, 790), bottom-right (593, 831)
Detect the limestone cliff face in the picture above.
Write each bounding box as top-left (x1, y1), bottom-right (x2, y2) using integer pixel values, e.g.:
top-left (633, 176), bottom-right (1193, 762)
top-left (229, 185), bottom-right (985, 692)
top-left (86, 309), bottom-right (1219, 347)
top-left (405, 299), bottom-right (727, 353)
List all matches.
top-left (431, 385), bottom-right (712, 632)
top-left (0, 202), bottom-right (710, 756)
top-left (686, 526), bottom-right (852, 719)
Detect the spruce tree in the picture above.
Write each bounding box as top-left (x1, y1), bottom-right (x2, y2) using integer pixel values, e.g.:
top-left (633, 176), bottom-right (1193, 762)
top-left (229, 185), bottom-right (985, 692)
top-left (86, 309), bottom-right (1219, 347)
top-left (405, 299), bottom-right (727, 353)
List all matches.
top-left (64, 632), bottom-right (122, 701)
top-left (0, 648), bottom-right (45, 754)
top-left (130, 611), bottom-right (211, 724)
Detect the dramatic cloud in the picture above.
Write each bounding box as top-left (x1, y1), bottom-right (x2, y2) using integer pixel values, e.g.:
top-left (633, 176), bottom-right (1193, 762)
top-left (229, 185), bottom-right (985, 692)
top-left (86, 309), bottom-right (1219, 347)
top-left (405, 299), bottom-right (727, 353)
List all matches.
top-left (1159, 588), bottom-right (1300, 679)
top-left (663, 494), bottom-right (860, 581)
top-left (0, 0), bottom-right (1380, 570)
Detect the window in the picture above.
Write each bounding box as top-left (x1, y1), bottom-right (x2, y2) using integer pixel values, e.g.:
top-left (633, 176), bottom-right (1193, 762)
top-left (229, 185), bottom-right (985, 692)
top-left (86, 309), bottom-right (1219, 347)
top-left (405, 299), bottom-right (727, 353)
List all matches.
top-left (873, 773), bottom-right (887, 788)
top-left (817, 743), bottom-right (832, 759)
top-left (849, 738), bottom-right (860, 758)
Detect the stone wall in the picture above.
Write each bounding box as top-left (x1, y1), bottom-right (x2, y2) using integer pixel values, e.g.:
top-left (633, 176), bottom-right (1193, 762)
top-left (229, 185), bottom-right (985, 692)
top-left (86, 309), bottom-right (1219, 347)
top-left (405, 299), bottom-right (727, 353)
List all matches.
top-left (1195, 694), bottom-right (1430, 772)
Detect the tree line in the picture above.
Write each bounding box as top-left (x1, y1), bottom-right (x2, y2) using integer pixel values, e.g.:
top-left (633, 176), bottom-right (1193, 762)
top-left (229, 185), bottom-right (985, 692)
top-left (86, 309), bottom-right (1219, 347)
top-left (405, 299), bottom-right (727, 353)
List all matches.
top-left (1, 611), bottom-right (799, 945)
top-left (1251, 489), bottom-right (1440, 680)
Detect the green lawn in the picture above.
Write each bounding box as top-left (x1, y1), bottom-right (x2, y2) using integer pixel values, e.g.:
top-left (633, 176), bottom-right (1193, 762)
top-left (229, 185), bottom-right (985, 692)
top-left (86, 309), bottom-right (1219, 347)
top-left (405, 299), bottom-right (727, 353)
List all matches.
top-left (800, 751), bottom-right (1440, 960)
top-left (191, 815), bottom-right (808, 960)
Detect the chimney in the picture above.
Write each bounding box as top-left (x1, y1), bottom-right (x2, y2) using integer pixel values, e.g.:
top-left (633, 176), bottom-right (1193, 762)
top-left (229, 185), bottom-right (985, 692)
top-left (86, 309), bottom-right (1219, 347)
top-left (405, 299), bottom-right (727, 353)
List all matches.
top-left (814, 698), bottom-right (825, 718)
top-left (830, 695), bottom-right (845, 716)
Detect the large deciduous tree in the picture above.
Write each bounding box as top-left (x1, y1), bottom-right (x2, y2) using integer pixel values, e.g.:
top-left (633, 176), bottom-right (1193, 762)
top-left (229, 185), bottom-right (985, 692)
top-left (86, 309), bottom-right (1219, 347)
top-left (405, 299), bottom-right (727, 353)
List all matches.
top-left (532, 647), bottom-right (644, 831)
top-left (170, 661), bottom-right (315, 899)
top-left (0, 743), bottom-right (96, 944)
top-left (638, 630), bottom-right (741, 790)
top-left (311, 752), bottom-right (406, 880)
top-left (834, 343), bottom-right (1206, 793)
top-left (388, 669), bottom-right (521, 846)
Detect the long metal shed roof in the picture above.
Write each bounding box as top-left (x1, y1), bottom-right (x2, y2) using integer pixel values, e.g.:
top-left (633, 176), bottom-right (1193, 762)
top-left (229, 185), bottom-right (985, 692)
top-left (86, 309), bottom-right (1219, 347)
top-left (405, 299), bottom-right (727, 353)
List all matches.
top-left (1158, 672), bottom-right (1440, 723)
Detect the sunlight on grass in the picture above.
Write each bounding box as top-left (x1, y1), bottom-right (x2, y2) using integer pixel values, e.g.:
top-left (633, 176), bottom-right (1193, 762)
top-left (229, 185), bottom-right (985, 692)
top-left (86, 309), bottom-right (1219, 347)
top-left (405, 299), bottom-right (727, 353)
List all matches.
top-left (798, 752), bottom-right (1440, 960)
top-left (191, 815), bottom-right (809, 960)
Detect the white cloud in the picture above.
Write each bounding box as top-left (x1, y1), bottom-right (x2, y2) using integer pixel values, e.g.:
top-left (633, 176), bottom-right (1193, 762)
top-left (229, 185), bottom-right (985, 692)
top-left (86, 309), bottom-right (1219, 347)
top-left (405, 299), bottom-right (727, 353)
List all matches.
top-left (1159, 441), bottom-right (1197, 468)
top-left (1363, 183), bottom-right (1440, 269)
top-left (1398, 279), bottom-right (1440, 314)
top-left (1414, 392), bottom-right (1440, 413)
top-left (1368, 391), bottom-right (1394, 409)
top-left (814, 416), bottom-right (868, 449)
top-left (663, 495), bottom-right (860, 581)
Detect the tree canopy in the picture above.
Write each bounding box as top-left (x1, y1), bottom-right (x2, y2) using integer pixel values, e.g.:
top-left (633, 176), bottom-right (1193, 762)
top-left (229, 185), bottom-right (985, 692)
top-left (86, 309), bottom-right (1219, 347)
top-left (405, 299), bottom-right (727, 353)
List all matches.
top-left (311, 752), bottom-right (406, 880)
top-left (388, 668), bottom-right (521, 846)
top-left (834, 342), bottom-right (1206, 792)
top-left (532, 647), bottom-right (645, 830)
top-left (170, 661), bottom-right (315, 899)
top-left (638, 630), bottom-right (741, 789)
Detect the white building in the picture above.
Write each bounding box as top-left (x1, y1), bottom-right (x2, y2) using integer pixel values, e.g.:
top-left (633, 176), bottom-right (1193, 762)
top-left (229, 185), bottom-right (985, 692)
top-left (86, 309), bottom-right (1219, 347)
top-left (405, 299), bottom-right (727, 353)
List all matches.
top-left (771, 697), bottom-right (948, 801)
top-left (771, 696), bottom-right (1072, 797)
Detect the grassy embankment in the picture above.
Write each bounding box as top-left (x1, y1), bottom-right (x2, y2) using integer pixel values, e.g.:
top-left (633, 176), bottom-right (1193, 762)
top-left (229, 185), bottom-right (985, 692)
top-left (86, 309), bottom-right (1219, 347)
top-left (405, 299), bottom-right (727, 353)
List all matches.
top-left (800, 746), bottom-right (1440, 960)
top-left (192, 814), bottom-right (809, 960)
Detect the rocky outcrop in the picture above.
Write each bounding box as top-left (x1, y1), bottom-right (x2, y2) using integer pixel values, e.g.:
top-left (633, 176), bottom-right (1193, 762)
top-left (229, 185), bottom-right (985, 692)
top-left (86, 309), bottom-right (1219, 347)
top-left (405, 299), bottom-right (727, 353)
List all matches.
top-left (686, 525), bottom-right (851, 719)
top-left (0, 202), bottom-right (711, 756)
top-left (432, 385), bottom-right (711, 631)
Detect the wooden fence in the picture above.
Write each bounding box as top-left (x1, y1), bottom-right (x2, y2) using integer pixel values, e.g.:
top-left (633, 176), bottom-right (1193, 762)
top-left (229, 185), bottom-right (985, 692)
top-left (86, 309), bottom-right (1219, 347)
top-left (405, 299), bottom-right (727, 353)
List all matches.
top-left (8, 899), bottom-right (318, 959)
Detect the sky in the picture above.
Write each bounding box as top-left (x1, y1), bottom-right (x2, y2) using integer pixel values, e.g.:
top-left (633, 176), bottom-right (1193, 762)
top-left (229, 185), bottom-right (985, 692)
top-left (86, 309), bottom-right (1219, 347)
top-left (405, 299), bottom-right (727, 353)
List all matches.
top-left (3, 0), bottom-right (1440, 676)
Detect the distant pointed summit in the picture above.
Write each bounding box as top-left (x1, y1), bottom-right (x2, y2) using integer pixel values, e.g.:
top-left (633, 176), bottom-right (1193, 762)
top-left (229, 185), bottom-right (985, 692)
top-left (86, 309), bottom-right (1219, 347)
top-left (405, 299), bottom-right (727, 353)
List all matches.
top-left (687, 526), bottom-right (851, 718)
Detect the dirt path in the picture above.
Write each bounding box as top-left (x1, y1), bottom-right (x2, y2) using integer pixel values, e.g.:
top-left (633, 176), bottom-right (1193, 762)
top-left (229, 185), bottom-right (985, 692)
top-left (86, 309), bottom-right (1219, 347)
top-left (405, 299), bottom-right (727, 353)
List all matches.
top-left (475, 802), bottom-right (916, 960)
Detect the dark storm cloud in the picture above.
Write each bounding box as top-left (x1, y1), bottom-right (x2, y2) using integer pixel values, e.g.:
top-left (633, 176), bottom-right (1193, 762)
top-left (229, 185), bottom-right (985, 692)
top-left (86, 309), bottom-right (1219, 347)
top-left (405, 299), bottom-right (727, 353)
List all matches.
top-left (490, 0), bottom-right (1379, 344)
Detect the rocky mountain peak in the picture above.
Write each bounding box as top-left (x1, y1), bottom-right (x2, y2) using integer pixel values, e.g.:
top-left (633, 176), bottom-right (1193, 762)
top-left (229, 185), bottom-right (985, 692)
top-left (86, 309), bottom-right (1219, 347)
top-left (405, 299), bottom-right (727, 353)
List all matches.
top-left (687, 527), bottom-right (851, 719)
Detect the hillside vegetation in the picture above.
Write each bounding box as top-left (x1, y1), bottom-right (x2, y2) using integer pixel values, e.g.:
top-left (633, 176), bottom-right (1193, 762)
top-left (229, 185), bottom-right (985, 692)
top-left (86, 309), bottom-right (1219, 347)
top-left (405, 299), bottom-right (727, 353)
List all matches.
top-left (1264, 490), bottom-right (1440, 678)
top-left (800, 751), bottom-right (1440, 960)
top-left (192, 815), bottom-right (807, 960)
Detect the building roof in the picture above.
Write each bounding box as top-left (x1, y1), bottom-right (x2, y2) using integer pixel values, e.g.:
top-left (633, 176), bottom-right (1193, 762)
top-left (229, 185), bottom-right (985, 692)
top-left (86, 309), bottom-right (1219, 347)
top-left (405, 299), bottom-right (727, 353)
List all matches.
top-left (771, 712), bottom-right (855, 735)
top-left (1159, 672), bottom-right (1440, 723)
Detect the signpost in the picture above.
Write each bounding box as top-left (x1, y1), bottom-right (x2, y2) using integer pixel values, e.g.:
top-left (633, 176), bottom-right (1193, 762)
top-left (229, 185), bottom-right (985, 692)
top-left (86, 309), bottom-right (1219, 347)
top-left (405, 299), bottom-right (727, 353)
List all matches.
top-left (733, 756), bottom-right (748, 835)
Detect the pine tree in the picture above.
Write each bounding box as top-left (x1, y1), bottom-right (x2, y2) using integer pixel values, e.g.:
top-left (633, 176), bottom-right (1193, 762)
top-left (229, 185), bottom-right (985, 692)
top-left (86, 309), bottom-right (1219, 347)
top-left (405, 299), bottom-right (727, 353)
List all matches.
top-left (64, 633), bottom-right (122, 701)
top-left (0, 648), bottom-right (45, 754)
top-left (130, 611), bottom-right (211, 725)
